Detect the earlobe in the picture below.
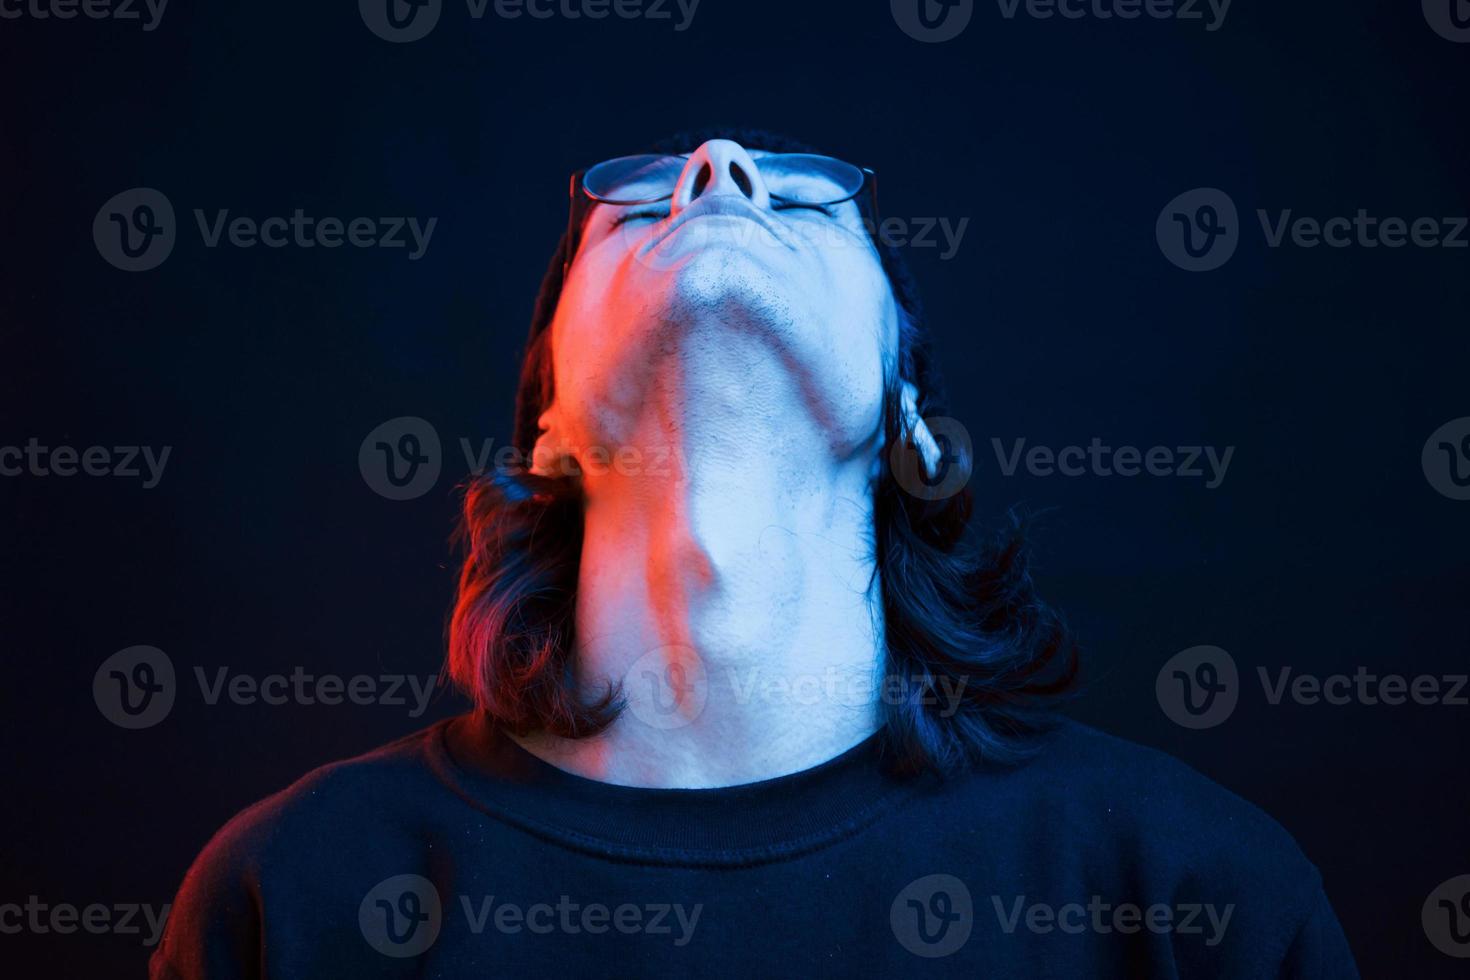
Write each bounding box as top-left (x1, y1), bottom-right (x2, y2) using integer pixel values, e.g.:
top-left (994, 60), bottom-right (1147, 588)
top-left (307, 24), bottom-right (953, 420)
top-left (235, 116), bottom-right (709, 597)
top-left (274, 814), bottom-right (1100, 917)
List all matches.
top-left (900, 381), bottom-right (944, 480)
top-left (529, 403), bottom-right (572, 478)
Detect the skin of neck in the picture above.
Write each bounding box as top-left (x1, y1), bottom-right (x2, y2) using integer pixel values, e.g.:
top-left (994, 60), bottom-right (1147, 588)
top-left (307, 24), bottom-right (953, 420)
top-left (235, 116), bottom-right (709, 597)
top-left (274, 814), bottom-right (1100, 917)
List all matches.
top-left (515, 323), bottom-right (890, 789)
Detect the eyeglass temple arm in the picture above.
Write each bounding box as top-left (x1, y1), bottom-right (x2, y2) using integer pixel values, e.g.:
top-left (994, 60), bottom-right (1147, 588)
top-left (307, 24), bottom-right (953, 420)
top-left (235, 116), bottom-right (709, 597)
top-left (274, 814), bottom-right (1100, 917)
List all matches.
top-left (563, 171), bottom-right (584, 276)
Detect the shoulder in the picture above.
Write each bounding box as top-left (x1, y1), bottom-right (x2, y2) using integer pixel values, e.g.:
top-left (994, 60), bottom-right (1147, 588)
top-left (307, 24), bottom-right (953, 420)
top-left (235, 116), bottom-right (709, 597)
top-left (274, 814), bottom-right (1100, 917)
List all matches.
top-left (923, 720), bottom-right (1329, 924)
top-left (153, 722), bottom-right (453, 973)
top-left (153, 721), bottom-right (458, 974)
top-left (1042, 720), bottom-right (1312, 849)
top-left (189, 722), bottom-right (451, 871)
top-left (906, 721), bottom-right (1355, 975)
top-left (1021, 720), bottom-right (1320, 880)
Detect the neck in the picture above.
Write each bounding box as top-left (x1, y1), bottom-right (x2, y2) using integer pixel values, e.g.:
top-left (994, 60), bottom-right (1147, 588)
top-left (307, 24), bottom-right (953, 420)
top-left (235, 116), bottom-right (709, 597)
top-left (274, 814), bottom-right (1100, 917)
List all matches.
top-left (517, 344), bottom-right (887, 788)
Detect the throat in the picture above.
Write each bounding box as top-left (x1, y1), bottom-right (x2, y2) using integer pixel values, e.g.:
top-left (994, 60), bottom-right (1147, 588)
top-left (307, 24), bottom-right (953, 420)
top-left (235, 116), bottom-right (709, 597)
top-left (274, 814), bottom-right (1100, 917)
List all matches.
top-left (530, 415), bottom-right (887, 788)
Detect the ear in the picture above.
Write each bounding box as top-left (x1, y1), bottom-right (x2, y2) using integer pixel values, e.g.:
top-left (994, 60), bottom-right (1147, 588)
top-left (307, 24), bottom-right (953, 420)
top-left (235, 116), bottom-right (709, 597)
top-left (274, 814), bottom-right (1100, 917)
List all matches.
top-left (900, 380), bottom-right (944, 480)
top-left (528, 401), bottom-right (575, 478)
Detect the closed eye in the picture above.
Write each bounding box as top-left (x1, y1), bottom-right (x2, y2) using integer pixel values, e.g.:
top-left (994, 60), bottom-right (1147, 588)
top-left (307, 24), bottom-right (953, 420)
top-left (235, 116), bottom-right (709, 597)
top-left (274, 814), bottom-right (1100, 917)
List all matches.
top-left (772, 201), bottom-right (834, 216)
top-left (611, 208), bottom-right (668, 227)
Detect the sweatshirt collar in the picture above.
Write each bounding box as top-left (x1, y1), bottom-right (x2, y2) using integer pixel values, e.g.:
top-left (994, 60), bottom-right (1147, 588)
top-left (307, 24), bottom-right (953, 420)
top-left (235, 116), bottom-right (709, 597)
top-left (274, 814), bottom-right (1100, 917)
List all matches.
top-left (428, 711), bottom-right (924, 867)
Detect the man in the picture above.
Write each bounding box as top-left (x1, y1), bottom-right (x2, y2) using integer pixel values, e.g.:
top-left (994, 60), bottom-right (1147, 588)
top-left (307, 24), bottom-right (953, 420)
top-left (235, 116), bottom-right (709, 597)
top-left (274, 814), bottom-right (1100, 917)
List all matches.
top-left (152, 128), bottom-right (1358, 977)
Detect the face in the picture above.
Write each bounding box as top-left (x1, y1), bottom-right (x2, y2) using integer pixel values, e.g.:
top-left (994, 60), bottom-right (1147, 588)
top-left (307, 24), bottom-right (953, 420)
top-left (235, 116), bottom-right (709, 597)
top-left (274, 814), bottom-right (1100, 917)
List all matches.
top-left (539, 139), bottom-right (901, 467)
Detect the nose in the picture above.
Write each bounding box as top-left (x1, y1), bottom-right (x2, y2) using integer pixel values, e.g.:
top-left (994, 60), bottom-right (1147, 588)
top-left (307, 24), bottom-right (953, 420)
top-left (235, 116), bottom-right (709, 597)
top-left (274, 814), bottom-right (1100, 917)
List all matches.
top-left (669, 140), bottom-right (772, 214)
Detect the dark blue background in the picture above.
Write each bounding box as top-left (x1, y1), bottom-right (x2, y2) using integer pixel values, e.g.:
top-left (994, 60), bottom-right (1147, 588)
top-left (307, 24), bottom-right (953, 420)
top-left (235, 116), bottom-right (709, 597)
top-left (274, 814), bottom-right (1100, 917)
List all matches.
top-left (2, 0), bottom-right (1467, 975)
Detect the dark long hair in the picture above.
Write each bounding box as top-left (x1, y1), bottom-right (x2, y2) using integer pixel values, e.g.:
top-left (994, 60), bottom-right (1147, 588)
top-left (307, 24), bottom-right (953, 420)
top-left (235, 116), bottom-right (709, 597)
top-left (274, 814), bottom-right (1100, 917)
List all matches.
top-left (448, 128), bottom-right (1078, 775)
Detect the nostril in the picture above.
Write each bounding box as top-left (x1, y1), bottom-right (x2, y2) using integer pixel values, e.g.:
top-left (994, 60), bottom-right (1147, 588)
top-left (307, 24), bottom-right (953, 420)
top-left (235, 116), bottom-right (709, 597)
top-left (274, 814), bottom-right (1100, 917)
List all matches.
top-left (729, 163), bottom-right (753, 198)
top-left (692, 163), bottom-right (712, 199)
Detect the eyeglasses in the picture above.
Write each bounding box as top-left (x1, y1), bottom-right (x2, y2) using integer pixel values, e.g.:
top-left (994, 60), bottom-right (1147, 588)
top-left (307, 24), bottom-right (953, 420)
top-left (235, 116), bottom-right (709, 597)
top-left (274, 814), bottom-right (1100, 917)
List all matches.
top-left (563, 152), bottom-right (879, 271)
top-left (582, 153), bottom-right (873, 207)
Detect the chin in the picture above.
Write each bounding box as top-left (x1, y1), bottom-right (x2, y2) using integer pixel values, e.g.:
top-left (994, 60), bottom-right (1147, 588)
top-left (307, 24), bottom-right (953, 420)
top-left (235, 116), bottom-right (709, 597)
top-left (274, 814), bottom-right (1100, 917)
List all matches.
top-left (643, 247), bottom-right (804, 334)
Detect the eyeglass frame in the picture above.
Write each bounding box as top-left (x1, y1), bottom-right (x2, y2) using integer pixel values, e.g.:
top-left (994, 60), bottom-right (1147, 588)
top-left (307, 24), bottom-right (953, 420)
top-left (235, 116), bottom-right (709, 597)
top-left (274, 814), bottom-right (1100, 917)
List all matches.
top-left (561, 153), bottom-right (880, 275)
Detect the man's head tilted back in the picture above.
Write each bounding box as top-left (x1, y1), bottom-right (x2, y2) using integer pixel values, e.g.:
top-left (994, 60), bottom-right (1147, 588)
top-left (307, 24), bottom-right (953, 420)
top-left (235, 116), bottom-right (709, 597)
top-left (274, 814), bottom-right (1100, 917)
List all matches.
top-left (153, 131), bottom-right (1358, 980)
top-left (451, 128), bottom-right (1076, 782)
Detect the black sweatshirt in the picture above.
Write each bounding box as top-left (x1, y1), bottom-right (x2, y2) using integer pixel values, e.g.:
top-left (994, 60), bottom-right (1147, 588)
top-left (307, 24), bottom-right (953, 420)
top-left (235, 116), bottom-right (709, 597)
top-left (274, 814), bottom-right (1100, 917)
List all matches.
top-left (151, 714), bottom-right (1358, 978)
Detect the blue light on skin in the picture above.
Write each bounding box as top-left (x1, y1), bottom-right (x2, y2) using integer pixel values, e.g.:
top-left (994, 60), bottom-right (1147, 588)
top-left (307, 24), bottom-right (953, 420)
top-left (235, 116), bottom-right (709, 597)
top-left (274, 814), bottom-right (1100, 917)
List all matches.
top-left (518, 139), bottom-right (943, 789)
